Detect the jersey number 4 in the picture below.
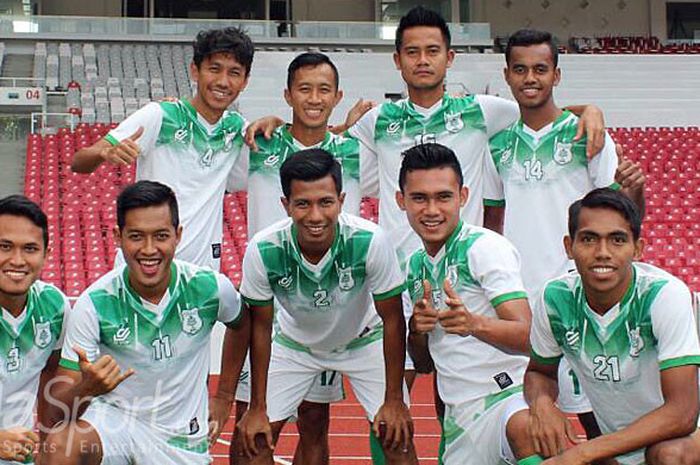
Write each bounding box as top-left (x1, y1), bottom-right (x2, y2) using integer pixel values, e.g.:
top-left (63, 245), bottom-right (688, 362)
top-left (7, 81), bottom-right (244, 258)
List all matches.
top-left (523, 159), bottom-right (543, 181)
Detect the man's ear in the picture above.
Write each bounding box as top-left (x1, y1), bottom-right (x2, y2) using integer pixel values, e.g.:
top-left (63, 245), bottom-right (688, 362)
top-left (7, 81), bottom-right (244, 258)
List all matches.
top-left (395, 190), bottom-right (406, 211)
top-left (563, 235), bottom-right (573, 260)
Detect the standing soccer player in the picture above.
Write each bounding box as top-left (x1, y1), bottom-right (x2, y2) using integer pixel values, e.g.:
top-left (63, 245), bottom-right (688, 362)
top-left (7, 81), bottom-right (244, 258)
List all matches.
top-left (43, 181), bottom-right (249, 465)
top-left (484, 29), bottom-right (646, 434)
top-left (234, 149), bottom-right (417, 465)
top-left (0, 196), bottom-right (69, 464)
top-left (228, 52), bottom-right (360, 465)
top-left (526, 188), bottom-right (700, 465)
top-left (398, 143), bottom-right (539, 465)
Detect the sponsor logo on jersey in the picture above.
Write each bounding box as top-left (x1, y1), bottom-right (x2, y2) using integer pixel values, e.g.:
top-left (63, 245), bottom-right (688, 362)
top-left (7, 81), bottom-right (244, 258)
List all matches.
top-left (386, 121), bottom-right (401, 135)
top-left (264, 154), bottom-right (280, 167)
top-left (493, 371), bottom-right (514, 390)
top-left (34, 321), bottom-right (52, 349)
top-left (174, 128), bottom-right (189, 143)
top-left (444, 112), bottom-right (464, 133)
top-left (553, 142), bottom-right (573, 165)
top-left (212, 243), bottom-right (222, 259)
top-left (500, 148), bottom-right (513, 166)
top-left (189, 417), bottom-right (200, 435)
top-left (181, 308), bottom-right (203, 335)
top-left (337, 265), bottom-right (355, 291)
top-left (628, 326), bottom-right (644, 357)
top-left (278, 275), bottom-right (293, 289)
top-left (414, 133), bottom-right (436, 146)
top-left (564, 328), bottom-right (581, 353)
top-left (113, 323), bottom-right (131, 345)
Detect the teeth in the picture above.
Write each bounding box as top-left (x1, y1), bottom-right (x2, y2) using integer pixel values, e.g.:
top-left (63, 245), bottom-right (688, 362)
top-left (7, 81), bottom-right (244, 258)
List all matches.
top-left (140, 259), bottom-right (160, 266)
top-left (592, 267), bottom-right (613, 274)
top-left (5, 271), bottom-right (26, 278)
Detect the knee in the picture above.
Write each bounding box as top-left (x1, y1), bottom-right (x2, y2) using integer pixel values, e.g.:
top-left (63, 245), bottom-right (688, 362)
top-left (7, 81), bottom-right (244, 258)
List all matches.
top-left (646, 440), bottom-right (694, 465)
top-left (506, 410), bottom-right (535, 458)
top-left (42, 426), bottom-right (76, 465)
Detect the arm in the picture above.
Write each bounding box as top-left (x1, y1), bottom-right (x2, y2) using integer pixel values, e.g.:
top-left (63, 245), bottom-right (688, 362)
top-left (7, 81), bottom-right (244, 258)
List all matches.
top-left (71, 126), bottom-right (144, 173)
top-left (614, 144), bottom-right (646, 217)
top-left (483, 205), bottom-right (504, 234)
top-left (551, 365), bottom-right (699, 464)
top-left (438, 280), bottom-right (531, 354)
top-left (330, 98), bottom-right (377, 135)
top-left (407, 280), bottom-right (438, 373)
top-left (36, 351), bottom-right (61, 436)
top-left (565, 104), bottom-right (605, 159)
top-left (243, 116), bottom-right (284, 152)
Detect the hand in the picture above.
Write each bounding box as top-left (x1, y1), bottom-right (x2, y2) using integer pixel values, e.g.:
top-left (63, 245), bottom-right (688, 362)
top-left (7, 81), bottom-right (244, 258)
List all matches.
top-left (75, 347), bottom-right (134, 398)
top-left (573, 105), bottom-right (605, 159)
top-left (208, 394), bottom-right (233, 444)
top-left (236, 407), bottom-right (273, 458)
top-left (542, 447), bottom-right (590, 465)
top-left (438, 279), bottom-right (478, 337)
top-left (99, 127), bottom-right (143, 166)
top-left (410, 280), bottom-right (438, 334)
top-left (244, 116), bottom-right (284, 151)
top-left (614, 144), bottom-right (645, 192)
top-left (530, 397), bottom-right (580, 458)
top-left (331, 98), bottom-right (376, 133)
top-left (0, 427), bottom-right (38, 462)
top-left (372, 399), bottom-right (414, 452)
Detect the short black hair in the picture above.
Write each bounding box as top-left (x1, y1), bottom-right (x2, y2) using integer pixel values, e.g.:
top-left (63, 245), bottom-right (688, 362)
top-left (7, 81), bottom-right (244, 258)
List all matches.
top-left (399, 143), bottom-right (463, 193)
top-left (117, 181), bottom-right (180, 230)
top-left (395, 6), bottom-right (451, 52)
top-left (0, 195), bottom-right (49, 248)
top-left (287, 52), bottom-right (339, 90)
top-left (505, 29), bottom-right (559, 67)
top-left (280, 149), bottom-right (342, 199)
top-left (568, 188), bottom-right (642, 241)
top-left (193, 27), bottom-right (255, 76)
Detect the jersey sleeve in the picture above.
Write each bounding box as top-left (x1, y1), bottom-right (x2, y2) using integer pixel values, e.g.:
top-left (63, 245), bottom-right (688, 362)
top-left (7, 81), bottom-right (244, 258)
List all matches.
top-left (227, 144), bottom-right (249, 192)
top-left (59, 294), bottom-right (101, 371)
top-left (530, 286), bottom-right (564, 364)
top-left (482, 144), bottom-right (505, 206)
top-left (215, 273), bottom-right (243, 325)
top-left (366, 227), bottom-right (406, 301)
top-left (475, 94), bottom-right (520, 138)
top-left (104, 102), bottom-right (162, 156)
top-left (349, 108), bottom-right (381, 197)
top-left (588, 132), bottom-right (619, 189)
top-left (468, 232), bottom-right (528, 308)
top-left (239, 240), bottom-right (274, 306)
top-left (650, 279), bottom-right (700, 370)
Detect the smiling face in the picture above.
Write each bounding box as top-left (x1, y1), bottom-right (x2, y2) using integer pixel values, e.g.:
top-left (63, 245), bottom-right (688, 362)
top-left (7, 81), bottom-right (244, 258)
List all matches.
top-left (282, 175), bottom-right (344, 262)
top-left (115, 204), bottom-right (182, 302)
top-left (0, 215), bottom-right (46, 311)
top-left (190, 52), bottom-right (249, 118)
top-left (396, 166), bottom-right (467, 256)
top-left (504, 43), bottom-right (560, 110)
top-left (565, 206), bottom-right (643, 312)
top-left (285, 63), bottom-right (343, 131)
top-left (393, 26), bottom-right (454, 94)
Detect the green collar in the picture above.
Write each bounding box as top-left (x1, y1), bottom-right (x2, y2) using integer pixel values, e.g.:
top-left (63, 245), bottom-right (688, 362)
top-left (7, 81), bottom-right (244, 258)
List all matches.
top-left (121, 262), bottom-right (179, 326)
top-left (281, 124), bottom-right (332, 148)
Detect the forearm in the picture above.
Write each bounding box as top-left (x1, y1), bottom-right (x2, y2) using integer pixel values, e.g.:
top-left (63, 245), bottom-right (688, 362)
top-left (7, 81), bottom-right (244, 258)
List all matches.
top-left (249, 313), bottom-right (272, 410)
top-left (380, 309), bottom-right (407, 401)
top-left (564, 104), bottom-right (589, 117)
top-left (482, 206), bottom-right (504, 234)
top-left (523, 367), bottom-right (559, 407)
top-left (71, 145), bottom-right (106, 173)
top-left (50, 378), bottom-right (94, 420)
top-left (407, 319), bottom-right (434, 374)
top-left (622, 186), bottom-right (645, 218)
top-left (573, 403), bottom-right (697, 463)
top-left (216, 322), bottom-right (250, 399)
top-left (470, 314), bottom-right (529, 353)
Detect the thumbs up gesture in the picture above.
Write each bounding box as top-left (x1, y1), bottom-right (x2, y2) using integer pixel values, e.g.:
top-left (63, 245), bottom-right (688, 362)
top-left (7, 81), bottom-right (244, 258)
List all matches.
top-left (438, 279), bottom-right (476, 337)
top-left (74, 346), bottom-right (135, 397)
top-left (99, 126), bottom-right (144, 166)
top-left (409, 280), bottom-right (439, 334)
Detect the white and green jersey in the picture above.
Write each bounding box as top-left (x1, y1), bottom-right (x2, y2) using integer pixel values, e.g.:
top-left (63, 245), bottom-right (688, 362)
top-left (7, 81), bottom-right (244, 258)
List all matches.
top-left (106, 100), bottom-right (246, 270)
top-left (350, 94), bottom-right (519, 263)
top-left (485, 111), bottom-right (618, 296)
top-left (241, 213), bottom-right (405, 352)
top-left (60, 260), bottom-right (241, 440)
top-left (405, 221), bottom-right (529, 406)
top-left (229, 125), bottom-right (361, 236)
top-left (0, 281), bottom-right (68, 431)
top-left (531, 263), bottom-right (700, 464)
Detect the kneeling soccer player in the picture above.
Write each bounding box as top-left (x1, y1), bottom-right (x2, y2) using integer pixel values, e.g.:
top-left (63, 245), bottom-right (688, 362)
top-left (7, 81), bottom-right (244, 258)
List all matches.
top-left (526, 188), bottom-right (700, 465)
top-left (44, 181), bottom-right (249, 465)
top-left (235, 148), bottom-right (417, 465)
top-left (398, 143), bottom-right (538, 465)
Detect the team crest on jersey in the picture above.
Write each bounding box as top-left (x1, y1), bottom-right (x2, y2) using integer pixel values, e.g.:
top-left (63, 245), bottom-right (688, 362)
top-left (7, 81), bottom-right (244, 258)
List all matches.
top-left (414, 133), bottom-right (436, 146)
top-left (386, 121), bottom-right (402, 135)
top-left (444, 112), bottom-right (464, 133)
top-left (113, 323), bottom-right (131, 345)
top-left (446, 264), bottom-right (459, 287)
top-left (431, 289), bottom-right (443, 308)
top-left (412, 279), bottom-right (422, 296)
top-left (181, 308), bottom-right (203, 335)
top-left (564, 328), bottom-right (581, 353)
top-left (278, 275), bottom-right (293, 289)
top-left (337, 266), bottom-right (355, 291)
top-left (553, 142), bottom-right (573, 165)
top-left (33, 321), bottom-right (52, 349)
top-left (628, 326), bottom-right (645, 357)
top-left (223, 130), bottom-right (237, 151)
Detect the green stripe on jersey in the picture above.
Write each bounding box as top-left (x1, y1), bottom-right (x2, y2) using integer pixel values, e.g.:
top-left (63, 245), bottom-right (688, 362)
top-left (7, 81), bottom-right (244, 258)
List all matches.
top-left (490, 291), bottom-right (528, 308)
top-left (59, 358), bottom-right (80, 371)
top-left (659, 355), bottom-right (700, 370)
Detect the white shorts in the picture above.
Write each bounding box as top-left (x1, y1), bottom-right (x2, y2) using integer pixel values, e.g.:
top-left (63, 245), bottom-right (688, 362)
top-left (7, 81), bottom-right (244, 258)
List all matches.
top-left (81, 401), bottom-right (210, 465)
top-left (557, 358), bottom-right (592, 414)
top-left (266, 338), bottom-right (409, 422)
top-left (442, 389), bottom-right (528, 465)
top-left (235, 354), bottom-right (345, 404)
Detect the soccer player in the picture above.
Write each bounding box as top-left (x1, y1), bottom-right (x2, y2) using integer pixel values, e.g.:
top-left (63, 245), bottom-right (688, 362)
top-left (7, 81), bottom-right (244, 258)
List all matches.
top-left (399, 143), bottom-right (538, 465)
top-left (526, 188), bottom-right (700, 465)
top-left (0, 195), bottom-right (69, 464)
top-left (43, 181), bottom-right (249, 465)
top-left (484, 29), bottom-right (646, 436)
top-left (234, 149), bottom-right (417, 465)
top-left (227, 51), bottom-right (360, 465)
top-left (71, 27), bottom-right (254, 271)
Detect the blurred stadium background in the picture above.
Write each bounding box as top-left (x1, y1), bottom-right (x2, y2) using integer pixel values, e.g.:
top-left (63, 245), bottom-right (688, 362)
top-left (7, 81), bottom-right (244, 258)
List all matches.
top-left (0, 1), bottom-right (698, 462)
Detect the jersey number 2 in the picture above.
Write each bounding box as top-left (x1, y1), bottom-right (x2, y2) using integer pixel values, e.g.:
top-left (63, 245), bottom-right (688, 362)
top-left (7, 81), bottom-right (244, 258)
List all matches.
top-left (593, 355), bottom-right (620, 382)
